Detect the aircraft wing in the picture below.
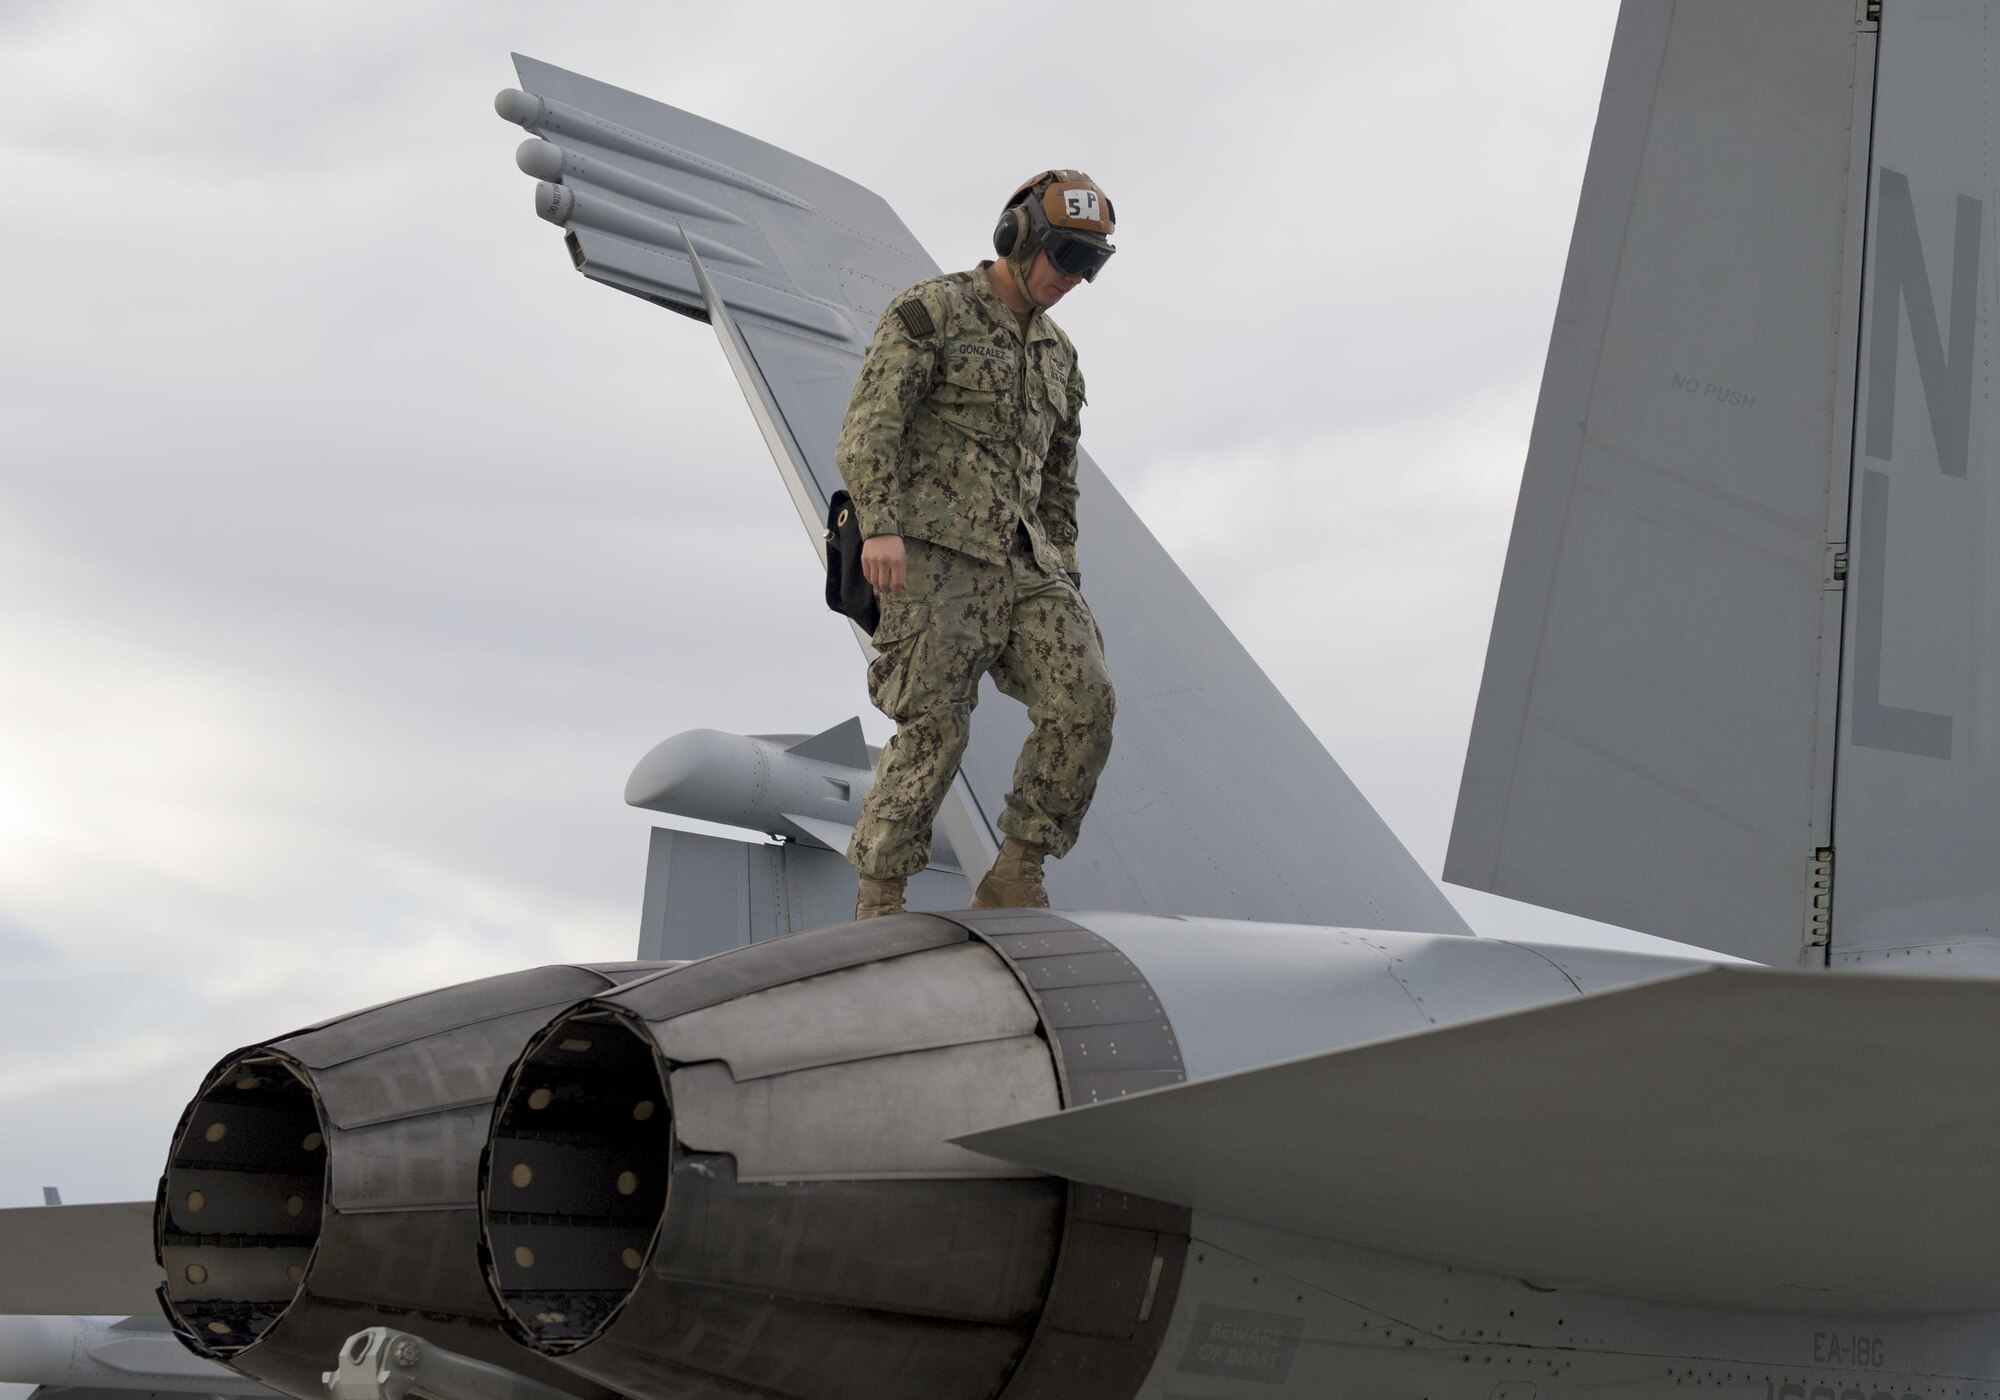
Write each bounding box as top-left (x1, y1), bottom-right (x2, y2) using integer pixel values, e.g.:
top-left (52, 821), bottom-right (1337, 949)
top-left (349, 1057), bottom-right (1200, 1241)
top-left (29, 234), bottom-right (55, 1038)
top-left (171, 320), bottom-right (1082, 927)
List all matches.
top-left (0, 1201), bottom-right (159, 1314)
top-left (959, 965), bottom-right (2000, 1316)
top-left (500, 56), bottom-right (1469, 934)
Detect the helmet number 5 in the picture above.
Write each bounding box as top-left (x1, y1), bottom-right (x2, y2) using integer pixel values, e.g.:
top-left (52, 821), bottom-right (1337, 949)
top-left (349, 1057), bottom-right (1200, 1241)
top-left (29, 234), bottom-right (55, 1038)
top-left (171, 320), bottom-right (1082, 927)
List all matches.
top-left (1062, 189), bottom-right (1100, 223)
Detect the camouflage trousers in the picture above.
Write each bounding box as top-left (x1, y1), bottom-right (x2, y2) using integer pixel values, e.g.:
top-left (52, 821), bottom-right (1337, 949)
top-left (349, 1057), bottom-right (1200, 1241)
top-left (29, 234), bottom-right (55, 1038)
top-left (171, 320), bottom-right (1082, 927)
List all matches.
top-left (847, 535), bottom-right (1115, 880)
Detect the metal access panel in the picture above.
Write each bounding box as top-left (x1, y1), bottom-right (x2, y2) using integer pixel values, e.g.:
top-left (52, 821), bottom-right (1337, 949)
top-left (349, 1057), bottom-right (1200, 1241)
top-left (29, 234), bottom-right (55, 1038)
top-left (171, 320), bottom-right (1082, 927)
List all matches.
top-left (1448, 2), bottom-right (1874, 964)
top-left (1829, 3), bottom-right (2000, 967)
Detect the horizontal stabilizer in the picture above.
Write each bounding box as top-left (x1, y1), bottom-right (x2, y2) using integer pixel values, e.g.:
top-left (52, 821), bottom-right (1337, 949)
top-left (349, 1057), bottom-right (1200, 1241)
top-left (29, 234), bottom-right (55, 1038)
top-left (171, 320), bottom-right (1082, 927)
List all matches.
top-left (0, 1201), bottom-right (158, 1314)
top-left (959, 967), bottom-right (2000, 1315)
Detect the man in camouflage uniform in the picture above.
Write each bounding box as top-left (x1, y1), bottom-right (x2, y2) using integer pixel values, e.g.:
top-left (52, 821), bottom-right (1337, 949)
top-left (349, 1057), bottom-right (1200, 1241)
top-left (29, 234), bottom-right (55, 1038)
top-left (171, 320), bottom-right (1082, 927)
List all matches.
top-left (838, 170), bottom-right (1119, 918)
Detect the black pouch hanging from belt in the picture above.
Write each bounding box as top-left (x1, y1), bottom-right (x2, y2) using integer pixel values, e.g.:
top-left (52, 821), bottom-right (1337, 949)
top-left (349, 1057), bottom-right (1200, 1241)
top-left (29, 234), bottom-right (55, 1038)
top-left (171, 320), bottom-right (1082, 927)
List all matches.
top-left (823, 490), bottom-right (880, 635)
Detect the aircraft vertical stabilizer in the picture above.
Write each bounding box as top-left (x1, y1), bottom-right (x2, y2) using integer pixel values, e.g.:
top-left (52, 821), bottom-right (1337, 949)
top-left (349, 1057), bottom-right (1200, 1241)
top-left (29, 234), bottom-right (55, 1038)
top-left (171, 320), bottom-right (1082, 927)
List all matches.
top-left (1448, 3), bottom-right (1877, 964)
top-left (503, 56), bottom-right (1468, 933)
top-left (1452, 2), bottom-right (2000, 971)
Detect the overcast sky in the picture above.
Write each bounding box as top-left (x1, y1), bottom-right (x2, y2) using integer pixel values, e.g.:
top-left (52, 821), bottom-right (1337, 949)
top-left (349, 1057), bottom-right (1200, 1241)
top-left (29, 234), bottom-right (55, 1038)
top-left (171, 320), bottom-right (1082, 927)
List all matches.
top-left (0, 0), bottom-right (1706, 1221)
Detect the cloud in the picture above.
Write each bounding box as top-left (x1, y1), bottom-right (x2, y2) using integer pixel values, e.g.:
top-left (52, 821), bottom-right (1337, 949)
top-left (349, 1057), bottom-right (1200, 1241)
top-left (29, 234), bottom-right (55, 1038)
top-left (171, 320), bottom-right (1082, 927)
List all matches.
top-left (0, 0), bottom-right (1650, 1212)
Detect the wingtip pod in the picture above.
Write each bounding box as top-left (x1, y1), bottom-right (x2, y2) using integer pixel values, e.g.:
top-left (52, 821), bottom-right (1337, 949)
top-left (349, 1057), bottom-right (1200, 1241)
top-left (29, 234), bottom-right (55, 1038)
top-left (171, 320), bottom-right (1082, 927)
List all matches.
top-left (531, 182), bottom-right (763, 273)
top-left (534, 181), bottom-right (575, 227)
top-left (516, 138), bottom-right (564, 181)
top-left (623, 728), bottom-right (738, 813)
top-left (494, 88), bottom-right (546, 129)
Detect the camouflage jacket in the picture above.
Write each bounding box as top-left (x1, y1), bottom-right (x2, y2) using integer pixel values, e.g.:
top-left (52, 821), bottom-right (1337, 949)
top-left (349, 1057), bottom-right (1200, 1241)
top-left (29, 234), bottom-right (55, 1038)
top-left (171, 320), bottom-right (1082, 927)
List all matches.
top-left (836, 263), bottom-right (1085, 574)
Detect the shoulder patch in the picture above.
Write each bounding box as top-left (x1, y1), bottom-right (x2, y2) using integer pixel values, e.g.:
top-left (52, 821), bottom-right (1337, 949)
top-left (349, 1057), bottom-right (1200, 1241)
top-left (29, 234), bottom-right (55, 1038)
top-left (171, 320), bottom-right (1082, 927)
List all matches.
top-left (895, 299), bottom-right (936, 339)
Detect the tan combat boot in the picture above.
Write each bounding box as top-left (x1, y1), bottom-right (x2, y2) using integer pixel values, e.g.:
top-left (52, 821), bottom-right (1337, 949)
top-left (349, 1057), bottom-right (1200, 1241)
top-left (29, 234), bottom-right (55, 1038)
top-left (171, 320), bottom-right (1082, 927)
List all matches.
top-left (969, 838), bottom-right (1049, 909)
top-left (854, 875), bottom-right (907, 920)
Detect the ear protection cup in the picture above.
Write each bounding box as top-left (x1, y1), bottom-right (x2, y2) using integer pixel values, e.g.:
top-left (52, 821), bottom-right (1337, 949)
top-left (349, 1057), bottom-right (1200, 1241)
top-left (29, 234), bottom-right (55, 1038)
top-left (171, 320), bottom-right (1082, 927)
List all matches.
top-left (992, 204), bottom-right (1030, 258)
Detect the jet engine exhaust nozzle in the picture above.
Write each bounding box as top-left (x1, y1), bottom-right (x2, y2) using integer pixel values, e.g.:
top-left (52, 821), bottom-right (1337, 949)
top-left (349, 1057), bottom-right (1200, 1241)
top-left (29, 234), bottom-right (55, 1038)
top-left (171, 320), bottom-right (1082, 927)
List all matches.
top-left (154, 963), bottom-right (672, 1400)
top-left (479, 1009), bottom-right (674, 1347)
top-left (157, 1053), bottom-right (327, 1353)
top-left (477, 912), bottom-right (1194, 1400)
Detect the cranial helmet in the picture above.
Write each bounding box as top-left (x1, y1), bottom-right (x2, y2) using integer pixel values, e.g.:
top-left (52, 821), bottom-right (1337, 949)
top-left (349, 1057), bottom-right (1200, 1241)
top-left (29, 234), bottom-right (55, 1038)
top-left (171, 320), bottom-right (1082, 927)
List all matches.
top-left (992, 169), bottom-right (1117, 282)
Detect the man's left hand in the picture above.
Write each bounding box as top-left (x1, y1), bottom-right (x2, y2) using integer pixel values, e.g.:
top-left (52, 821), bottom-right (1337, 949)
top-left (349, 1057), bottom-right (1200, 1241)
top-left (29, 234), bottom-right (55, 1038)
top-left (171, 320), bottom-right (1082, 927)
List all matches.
top-left (862, 534), bottom-right (908, 595)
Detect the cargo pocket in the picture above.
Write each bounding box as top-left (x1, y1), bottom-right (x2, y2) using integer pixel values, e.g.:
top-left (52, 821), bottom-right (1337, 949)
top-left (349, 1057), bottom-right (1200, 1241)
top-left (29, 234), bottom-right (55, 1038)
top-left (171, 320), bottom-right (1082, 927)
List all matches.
top-left (867, 600), bottom-right (932, 722)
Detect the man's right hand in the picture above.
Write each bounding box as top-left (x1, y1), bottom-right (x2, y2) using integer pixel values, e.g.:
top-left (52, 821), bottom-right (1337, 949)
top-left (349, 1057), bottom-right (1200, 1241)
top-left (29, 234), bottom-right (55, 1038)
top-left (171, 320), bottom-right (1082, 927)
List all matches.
top-left (861, 534), bottom-right (908, 595)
